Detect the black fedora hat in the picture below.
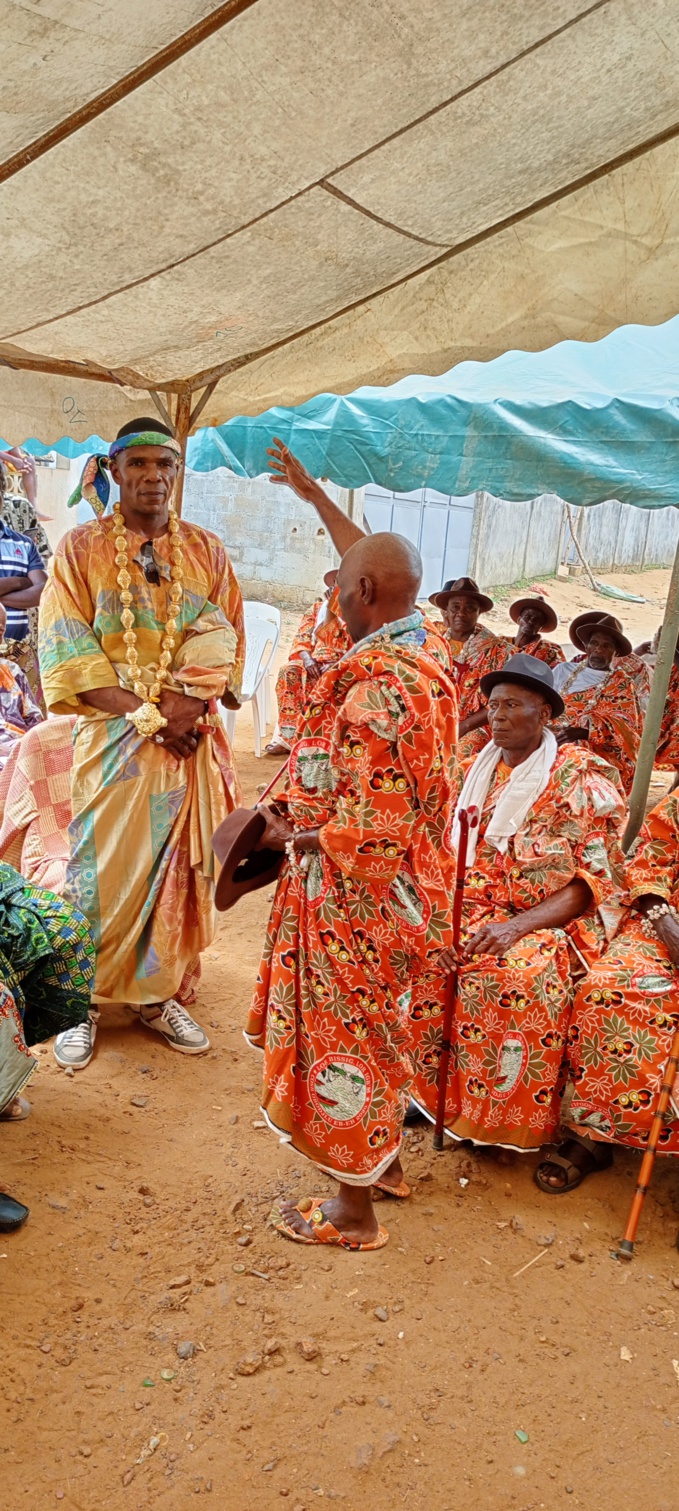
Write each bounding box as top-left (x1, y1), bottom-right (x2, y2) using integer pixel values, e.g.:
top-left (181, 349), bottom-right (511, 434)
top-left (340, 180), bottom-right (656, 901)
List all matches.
top-left (429, 575), bottom-right (494, 613)
top-left (569, 611), bottom-right (631, 657)
top-left (509, 596), bottom-right (558, 634)
top-left (480, 652), bottom-right (565, 717)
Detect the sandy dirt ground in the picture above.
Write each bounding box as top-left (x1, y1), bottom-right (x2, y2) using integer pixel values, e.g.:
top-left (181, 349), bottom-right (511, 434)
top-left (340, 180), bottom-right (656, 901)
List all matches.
top-left (482, 566), bottom-right (671, 651)
top-left (3, 567), bottom-right (679, 1511)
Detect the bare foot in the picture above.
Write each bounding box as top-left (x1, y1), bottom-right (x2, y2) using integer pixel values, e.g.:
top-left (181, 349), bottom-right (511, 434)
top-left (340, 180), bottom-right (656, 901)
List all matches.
top-left (264, 740), bottom-right (290, 756)
top-left (279, 1189), bottom-right (379, 1245)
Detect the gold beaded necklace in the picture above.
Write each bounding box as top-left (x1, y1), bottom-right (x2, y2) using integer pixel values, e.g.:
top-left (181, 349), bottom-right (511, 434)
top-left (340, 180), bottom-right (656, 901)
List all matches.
top-left (113, 501), bottom-right (184, 739)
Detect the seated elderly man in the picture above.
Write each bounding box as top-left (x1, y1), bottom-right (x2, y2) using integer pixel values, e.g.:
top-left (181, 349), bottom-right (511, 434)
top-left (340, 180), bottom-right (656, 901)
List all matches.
top-left (502, 596), bottom-right (564, 668)
top-left (265, 570), bottom-right (351, 755)
top-left (428, 576), bottom-right (507, 762)
top-left (551, 613), bottom-right (642, 794)
top-left (408, 654), bottom-right (627, 1153)
top-left (0, 602), bottom-right (42, 768)
top-left (573, 610), bottom-right (651, 711)
top-left (538, 788), bottom-right (679, 1191)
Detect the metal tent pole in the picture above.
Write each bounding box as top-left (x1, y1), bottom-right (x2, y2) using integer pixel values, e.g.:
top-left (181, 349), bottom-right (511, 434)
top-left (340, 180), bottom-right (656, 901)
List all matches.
top-left (623, 526), bottom-right (679, 851)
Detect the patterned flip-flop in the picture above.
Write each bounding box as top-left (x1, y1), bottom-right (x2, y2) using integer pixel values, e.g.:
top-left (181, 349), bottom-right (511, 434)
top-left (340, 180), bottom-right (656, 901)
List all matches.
top-left (275, 1199), bottom-right (389, 1250)
top-left (373, 1178), bottom-right (411, 1200)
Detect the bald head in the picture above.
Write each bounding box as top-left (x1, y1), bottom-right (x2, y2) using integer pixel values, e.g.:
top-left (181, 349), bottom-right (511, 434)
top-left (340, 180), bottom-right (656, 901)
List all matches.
top-left (337, 532), bottom-right (423, 642)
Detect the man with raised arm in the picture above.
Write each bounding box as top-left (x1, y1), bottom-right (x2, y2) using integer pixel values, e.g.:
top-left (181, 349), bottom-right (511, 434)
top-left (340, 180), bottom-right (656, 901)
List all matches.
top-left (245, 531), bottom-right (458, 1252)
top-left (266, 439), bottom-right (450, 673)
top-left (39, 418), bottom-right (244, 1070)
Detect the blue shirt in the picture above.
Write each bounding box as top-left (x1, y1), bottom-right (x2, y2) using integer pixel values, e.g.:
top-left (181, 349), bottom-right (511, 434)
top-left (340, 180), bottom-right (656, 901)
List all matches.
top-left (0, 519), bottom-right (44, 642)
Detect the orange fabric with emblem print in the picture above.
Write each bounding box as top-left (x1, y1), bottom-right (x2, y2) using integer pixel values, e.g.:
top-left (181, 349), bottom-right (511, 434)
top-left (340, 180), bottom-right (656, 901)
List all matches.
top-left (246, 613), bottom-right (458, 1185)
top-left (275, 588), bottom-right (352, 746)
top-left (566, 790), bottom-right (679, 1150)
top-left (409, 744), bottom-right (627, 1151)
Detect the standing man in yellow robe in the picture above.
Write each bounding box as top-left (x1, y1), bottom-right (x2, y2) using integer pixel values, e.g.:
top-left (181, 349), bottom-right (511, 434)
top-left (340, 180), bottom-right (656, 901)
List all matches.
top-left (38, 419), bottom-right (244, 1069)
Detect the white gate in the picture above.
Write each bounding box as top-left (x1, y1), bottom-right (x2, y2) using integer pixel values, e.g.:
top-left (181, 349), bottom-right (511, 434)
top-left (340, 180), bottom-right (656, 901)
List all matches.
top-left (363, 486), bottom-right (476, 598)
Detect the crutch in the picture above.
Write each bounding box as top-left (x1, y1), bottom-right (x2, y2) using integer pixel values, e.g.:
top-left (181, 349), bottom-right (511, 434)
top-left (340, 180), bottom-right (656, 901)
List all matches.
top-left (616, 1022), bottom-right (679, 1260)
top-left (433, 805), bottom-right (479, 1151)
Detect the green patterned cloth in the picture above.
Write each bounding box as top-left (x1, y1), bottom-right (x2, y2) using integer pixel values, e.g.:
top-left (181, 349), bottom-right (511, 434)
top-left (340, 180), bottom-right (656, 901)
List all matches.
top-left (0, 862), bottom-right (95, 1046)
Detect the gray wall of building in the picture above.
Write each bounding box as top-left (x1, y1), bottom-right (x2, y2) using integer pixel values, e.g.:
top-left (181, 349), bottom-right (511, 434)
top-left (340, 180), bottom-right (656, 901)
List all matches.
top-left (182, 466), bottom-right (679, 604)
top-left (576, 498), bottom-right (679, 572)
top-left (470, 492), bottom-right (679, 588)
top-left (468, 492), bottom-right (567, 588)
top-left (183, 468), bottom-right (362, 609)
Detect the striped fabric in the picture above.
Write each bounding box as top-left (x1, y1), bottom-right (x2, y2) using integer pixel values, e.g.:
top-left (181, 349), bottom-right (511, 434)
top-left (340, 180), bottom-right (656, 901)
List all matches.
top-left (0, 519), bottom-right (43, 640)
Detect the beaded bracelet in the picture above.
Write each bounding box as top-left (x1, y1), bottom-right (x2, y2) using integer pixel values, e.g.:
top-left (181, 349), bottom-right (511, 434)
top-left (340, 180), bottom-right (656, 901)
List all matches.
top-left (639, 900), bottom-right (679, 938)
top-left (285, 834), bottom-right (310, 874)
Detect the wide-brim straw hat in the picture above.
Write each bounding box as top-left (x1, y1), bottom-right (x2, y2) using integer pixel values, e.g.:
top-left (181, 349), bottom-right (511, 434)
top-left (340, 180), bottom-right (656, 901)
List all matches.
top-left (509, 596), bottom-right (558, 634)
top-left (429, 575), bottom-right (494, 613)
top-left (569, 610), bottom-right (631, 656)
top-left (480, 652), bottom-right (565, 718)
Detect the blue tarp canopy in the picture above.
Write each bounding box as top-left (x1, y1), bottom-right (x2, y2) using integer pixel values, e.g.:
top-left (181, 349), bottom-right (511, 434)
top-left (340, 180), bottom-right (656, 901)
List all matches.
top-left (186, 318), bottom-right (679, 510)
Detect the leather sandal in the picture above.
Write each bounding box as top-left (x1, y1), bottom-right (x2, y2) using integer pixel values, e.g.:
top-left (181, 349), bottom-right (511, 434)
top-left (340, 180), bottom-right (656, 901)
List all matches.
top-left (534, 1138), bottom-right (613, 1194)
top-left (275, 1198), bottom-right (389, 1250)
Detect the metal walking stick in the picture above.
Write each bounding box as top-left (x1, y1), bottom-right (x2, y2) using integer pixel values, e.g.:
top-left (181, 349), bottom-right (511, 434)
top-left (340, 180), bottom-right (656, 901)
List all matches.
top-left (433, 805), bottom-right (479, 1151)
top-left (616, 1022), bottom-right (679, 1260)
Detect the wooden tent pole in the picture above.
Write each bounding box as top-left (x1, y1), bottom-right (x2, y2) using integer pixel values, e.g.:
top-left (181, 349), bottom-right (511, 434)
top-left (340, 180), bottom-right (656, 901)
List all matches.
top-left (623, 525), bottom-right (679, 851)
top-left (172, 392), bottom-right (192, 518)
top-left (149, 389), bottom-right (174, 430)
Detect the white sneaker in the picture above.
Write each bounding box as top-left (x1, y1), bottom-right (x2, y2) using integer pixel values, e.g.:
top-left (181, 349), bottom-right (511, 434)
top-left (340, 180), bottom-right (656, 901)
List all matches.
top-left (139, 1000), bottom-right (210, 1055)
top-left (53, 1013), bottom-right (99, 1070)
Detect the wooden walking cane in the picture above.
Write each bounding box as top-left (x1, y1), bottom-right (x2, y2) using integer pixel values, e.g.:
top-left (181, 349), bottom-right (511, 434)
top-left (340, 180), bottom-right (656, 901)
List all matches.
top-left (616, 1022), bottom-right (679, 1260)
top-left (433, 805), bottom-right (479, 1151)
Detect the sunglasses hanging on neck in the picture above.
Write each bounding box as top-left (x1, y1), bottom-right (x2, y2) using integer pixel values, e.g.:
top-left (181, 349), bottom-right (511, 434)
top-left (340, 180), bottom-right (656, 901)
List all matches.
top-left (139, 539), bottom-right (161, 586)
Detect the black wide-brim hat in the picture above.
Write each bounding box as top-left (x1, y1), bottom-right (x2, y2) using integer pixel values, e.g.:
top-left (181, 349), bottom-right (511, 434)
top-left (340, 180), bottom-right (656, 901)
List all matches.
top-left (429, 575), bottom-right (494, 613)
top-left (480, 652), bottom-right (565, 717)
top-left (509, 596), bottom-right (558, 634)
top-left (569, 610), bottom-right (631, 656)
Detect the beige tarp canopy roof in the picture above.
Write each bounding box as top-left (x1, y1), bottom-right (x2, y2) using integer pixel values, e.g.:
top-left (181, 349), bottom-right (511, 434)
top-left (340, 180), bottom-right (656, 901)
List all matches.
top-left (2, 0), bottom-right (679, 448)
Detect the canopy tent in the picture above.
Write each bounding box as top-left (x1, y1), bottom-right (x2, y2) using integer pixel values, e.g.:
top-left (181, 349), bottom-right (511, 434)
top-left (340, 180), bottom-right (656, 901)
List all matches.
top-left (4, 0), bottom-right (679, 456)
top-left (2, 0), bottom-right (679, 849)
top-left (187, 316), bottom-right (679, 508)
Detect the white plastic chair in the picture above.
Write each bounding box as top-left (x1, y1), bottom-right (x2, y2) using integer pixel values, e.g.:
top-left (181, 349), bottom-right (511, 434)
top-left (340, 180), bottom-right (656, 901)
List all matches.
top-left (223, 601), bottom-right (281, 757)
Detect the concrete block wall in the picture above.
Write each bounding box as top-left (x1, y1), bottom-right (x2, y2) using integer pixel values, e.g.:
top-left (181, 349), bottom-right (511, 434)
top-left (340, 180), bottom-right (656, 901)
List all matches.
top-left (644, 505), bottom-right (679, 566)
top-left (577, 499), bottom-right (679, 572)
top-left (469, 492), bottom-right (566, 588)
top-left (183, 468), bottom-right (345, 609)
top-left (471, 491), bottom-right (679, 586)
top-left (577, 500), bottom-right (622, 571)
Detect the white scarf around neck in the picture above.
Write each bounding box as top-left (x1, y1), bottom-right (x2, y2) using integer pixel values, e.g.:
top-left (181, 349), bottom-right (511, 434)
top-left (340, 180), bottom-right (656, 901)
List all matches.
top-left (452, 729), bottom-right (558, 866)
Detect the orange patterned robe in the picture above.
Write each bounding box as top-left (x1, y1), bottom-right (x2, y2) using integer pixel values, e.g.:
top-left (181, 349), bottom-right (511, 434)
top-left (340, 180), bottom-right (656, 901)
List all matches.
top-left (566, 791), bottom-right (679, 1151)
top-left (553, 662), bottom-right (642, 795)
top-left (409, 747), bottom-right (627, 1151)
top-left (246, 612), bottom-right (458, 1184)
top-left (656, 662), bottom-right (679, 770)
top-left (275, 590), bottom-right (352, 745)
top-left (450, 625), bottom-right (509, 764)
top-left (499, 635), bottom-right (565, 668)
